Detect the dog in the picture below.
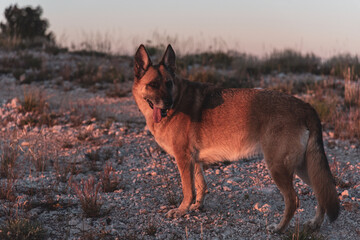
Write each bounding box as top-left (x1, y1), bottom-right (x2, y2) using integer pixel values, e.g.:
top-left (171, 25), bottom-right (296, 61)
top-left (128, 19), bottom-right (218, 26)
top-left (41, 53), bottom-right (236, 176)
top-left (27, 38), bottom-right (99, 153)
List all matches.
top-left (132, 44), bottom-right (339, 233)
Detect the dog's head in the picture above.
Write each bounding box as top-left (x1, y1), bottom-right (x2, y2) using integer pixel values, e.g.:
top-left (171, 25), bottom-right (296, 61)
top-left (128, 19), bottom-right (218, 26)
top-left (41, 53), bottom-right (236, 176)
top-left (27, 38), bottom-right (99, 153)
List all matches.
top-left (133, 44), bottom-right (176, 123)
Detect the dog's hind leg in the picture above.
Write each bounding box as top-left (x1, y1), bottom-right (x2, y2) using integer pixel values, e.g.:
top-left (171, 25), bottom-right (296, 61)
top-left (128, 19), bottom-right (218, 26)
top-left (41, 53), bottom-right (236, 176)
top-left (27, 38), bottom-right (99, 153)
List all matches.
top-left (266, 160), bottom-right (299, 233)
top-left (190, 162), bottom-right (207, 211)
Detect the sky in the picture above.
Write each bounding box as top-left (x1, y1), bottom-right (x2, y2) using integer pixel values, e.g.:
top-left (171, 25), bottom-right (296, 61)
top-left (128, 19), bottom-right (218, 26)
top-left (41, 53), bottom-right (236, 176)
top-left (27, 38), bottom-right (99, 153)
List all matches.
top-left (0, 0), bottom-right (360, 58)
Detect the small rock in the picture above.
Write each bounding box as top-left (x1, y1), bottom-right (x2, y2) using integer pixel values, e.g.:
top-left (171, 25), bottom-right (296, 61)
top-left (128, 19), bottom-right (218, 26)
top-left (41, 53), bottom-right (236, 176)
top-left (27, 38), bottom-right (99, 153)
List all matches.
top-left (68, 219), bottom-right (79, 226)
top-left (139, 209), bottom-right (147, 214)
top-left (52, 125), bottom-right (62, 132)
top-left (10, 98), bottom-right (20, 109)
top-left (160, 205), bottom-right (168, 210)
top-left (19, 73), bottom-right (27, 82)
top-left (76, 222), bottom-right (91, 231)
top-left (341, 190), bottom-right (349, 198)
top-left (69, 228), bottom-right (80, 236)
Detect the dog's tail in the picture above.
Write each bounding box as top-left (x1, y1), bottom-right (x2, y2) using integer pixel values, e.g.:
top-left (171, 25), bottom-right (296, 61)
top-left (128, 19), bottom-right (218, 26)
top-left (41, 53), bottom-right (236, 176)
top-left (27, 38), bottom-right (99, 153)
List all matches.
top-left (305, 110), bottom-right (340, 222)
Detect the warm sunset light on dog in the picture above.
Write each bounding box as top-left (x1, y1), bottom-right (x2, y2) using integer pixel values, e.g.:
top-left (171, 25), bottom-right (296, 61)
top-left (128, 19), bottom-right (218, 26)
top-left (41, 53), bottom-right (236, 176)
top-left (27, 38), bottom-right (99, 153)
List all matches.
top-left (0, 1), bottom-right (359, 239)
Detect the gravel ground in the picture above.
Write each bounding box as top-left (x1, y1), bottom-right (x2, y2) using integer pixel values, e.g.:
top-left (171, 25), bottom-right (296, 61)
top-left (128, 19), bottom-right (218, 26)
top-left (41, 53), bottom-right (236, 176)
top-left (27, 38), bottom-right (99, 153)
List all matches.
top-left (0, 74), bottom-right (359, 240)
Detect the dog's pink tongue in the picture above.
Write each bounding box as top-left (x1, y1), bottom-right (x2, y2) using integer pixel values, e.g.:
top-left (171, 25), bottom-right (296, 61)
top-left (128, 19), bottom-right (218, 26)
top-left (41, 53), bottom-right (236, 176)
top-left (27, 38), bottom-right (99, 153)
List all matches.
top-left (153, 107), bottom-right (162, 123)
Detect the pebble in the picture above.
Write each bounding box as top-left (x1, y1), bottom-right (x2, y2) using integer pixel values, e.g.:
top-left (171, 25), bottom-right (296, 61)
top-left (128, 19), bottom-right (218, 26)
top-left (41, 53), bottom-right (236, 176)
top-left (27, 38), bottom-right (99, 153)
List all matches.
top-left (68, 219), bottom-right (79, 226)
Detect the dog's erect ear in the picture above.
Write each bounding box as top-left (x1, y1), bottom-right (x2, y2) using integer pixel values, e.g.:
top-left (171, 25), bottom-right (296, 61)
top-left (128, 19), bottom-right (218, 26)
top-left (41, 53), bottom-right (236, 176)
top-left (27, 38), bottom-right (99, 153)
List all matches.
top-left (161, 44), bottom-right (176, 73)
top-left (134, 44), bottom-right (152, 80)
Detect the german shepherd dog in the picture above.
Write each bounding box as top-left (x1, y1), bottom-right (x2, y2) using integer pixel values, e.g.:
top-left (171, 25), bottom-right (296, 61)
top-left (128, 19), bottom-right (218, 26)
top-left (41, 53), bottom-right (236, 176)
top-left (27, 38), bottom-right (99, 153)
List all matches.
top-left (132, 44), bottom-right (339, 233)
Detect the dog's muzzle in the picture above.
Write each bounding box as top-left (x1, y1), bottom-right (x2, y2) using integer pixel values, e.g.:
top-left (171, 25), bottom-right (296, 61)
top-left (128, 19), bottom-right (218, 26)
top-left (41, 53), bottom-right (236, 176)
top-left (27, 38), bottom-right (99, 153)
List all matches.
top-left (145, 98), bottom-right (169, 117)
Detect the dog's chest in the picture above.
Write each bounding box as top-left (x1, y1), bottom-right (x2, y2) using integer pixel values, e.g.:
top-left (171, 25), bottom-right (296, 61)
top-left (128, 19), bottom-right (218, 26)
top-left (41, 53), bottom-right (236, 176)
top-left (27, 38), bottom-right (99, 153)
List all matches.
top-left (151, 126), bottom-right (178, 157)
top-left (153, 135), bottom-right (176, 157)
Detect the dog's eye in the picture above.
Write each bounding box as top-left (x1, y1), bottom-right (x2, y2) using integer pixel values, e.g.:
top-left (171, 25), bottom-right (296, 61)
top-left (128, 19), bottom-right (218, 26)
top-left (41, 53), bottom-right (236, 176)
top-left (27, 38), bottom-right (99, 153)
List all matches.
top-left (165, 81), bottom-right (173, 89)
top-left (148, 82), bottom-right (159, 89)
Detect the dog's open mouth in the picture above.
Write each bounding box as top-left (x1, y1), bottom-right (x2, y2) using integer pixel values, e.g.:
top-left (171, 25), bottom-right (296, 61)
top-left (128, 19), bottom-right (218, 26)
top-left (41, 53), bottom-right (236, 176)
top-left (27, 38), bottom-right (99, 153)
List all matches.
top-left (146, 99), bottom-right (168, 123)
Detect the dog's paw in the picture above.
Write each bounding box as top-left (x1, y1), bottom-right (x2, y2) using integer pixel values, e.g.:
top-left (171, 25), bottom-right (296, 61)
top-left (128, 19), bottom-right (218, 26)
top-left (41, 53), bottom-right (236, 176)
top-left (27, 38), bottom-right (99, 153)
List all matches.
top-left (165, 208), bottom-right (187, 219)
top-left (304, 219), bottom-right (321, 231)
top-left (266, 223), bottom-right (284, 233)
top-left (189, 201), bottom-right (203, 211)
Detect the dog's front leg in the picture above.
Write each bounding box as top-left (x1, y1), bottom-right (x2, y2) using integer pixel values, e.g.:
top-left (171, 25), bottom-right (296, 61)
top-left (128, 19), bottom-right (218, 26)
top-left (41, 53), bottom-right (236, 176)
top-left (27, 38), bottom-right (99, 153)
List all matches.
top-left (190, 162), bottom-right (207, 211)
top-left (166, 154), bottom-right (195, 218)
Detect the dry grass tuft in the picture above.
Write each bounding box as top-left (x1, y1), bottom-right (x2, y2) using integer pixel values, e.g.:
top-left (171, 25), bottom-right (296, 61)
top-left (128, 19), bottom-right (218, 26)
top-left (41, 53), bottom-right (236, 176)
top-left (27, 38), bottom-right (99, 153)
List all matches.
top-left (72, 175), bottom-right (102, 217)
top-left (282, 226), bottom-right (325, 240)
top-left (0, 141), bottom-right (19, 179)
top-left (145, 221), bottom-right (157, 236)
top-left (0, 179), bottom-right (17, 202)
top-left (0, 217), bottom-right (46, 240)
top-left (100, 162), bottom-right (120, 192)
top-left (20, 88), bottom-right (47, 114)
top-left (85, 149), bottom-right (101, 171)
top-left (27, 142), bottom-right (49, 173)
top-left (54, 159), bottom-right (78, 182)
top-left (334, 108), bottom-right (360, 140)
top-left (344, 68), bottom-right (360, 107)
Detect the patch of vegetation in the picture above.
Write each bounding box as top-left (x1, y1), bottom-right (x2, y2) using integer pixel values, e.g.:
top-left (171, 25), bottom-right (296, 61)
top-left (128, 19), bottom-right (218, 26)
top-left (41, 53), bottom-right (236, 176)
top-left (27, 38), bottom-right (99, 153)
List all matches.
top-left (79, 228), bottom-right (113, 240)
top-left (0, 141), bottom-right (18, 179)
top-left (72, 175), bottom-right (103, 218)
top-left (262, 49), bottom-right (321, 74)
top-left (85, 149), bottom-right (101, 171)
top-left (0, 218), bottom-right (46, 240)
top-left (54, 159), bottom-right (79, 182)
top-left (322, 54), bottom-right (360, 79)
top-left (0, 179), bottom-right (17, 201)
top-left (105, 86), bottom-right (129, 98)
top-left (71, 49), bottom-right (109, 58)
top-left (344, 68), bottom-right (360, 107)
top-left (334, 107), bottom-right (360, 140)
top-left (145, 221), bottom-right (157, 236)
top-left (20, 89), bottom-right (47, 113)
top-left (167, 192), bottom-right (179, 206)
top-left (180, 51), bottom-right (233, 69)
top-left (187, 68), bottom-right (254, 88)
top-left (77, 129), bottom-right (93, 141)
top-left (282, 227), bottom-right (325, 240)
top-left (100, 163), bottom-right (121, 192)
top-left (71, 61), bottom-right (125, 87)
top-left (0, 4), bottom-right (54, 51)
top-left (308, 96), bottom-right (337, 124)
top-left (188, 69), bottom-right (223, 85)
top-left (0, 5), bottom-right (53, 41)
top-left (0, 53), bottom-right (43, 79)
top-left (29, 148), bottom-right (48, 173)
top-left (180, 49), bottom-right (359, 83)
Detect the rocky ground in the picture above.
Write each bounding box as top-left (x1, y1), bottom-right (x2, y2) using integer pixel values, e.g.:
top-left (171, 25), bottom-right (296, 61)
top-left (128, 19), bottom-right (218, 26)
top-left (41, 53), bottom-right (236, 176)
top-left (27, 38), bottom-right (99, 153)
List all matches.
top-left (0, 66), bottom-right (359, 239)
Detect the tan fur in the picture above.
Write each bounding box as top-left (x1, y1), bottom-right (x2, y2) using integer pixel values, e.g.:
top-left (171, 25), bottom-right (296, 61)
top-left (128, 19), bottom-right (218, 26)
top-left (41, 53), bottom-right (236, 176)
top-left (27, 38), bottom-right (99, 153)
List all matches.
top-left (132, 44), bottom-right (340, 233)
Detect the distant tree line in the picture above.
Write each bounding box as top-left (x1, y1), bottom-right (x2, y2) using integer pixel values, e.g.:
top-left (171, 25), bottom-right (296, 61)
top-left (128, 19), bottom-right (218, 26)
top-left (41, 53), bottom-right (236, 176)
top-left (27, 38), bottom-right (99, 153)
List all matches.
top-left (0, 4), bottom-right (54, 42)
top-left (0, 4), bottom-right (358, 80)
